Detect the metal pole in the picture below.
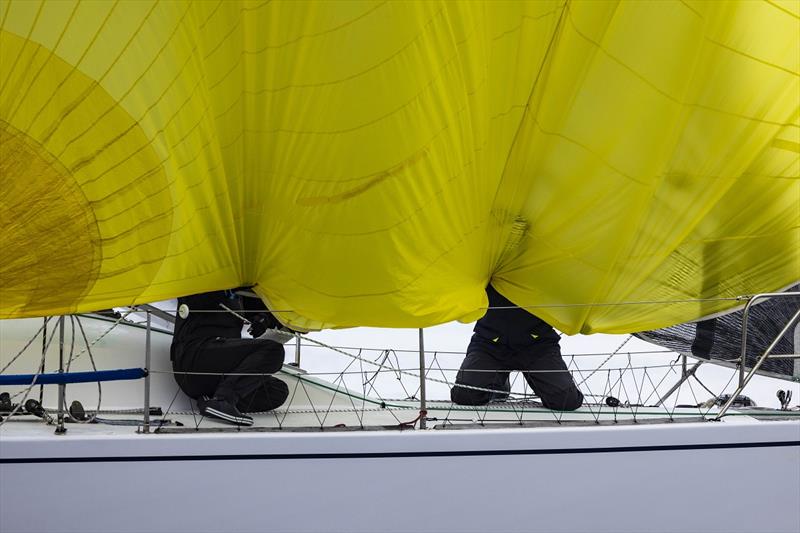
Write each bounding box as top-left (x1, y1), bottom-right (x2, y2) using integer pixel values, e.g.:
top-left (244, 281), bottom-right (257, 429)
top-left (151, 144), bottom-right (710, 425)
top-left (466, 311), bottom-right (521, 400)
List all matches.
top-left (654, 360), bottom-right (703, 407)
top-left (736, 291), bottom-right (800, 388)
top-left (294, 334), bottom-right (301, 367)
top-left (717, 305), bottom-right (800, 419)
top-left (39, 317), bottom-right (47, 405)
top-left (143, 310), bottom-right (152, 433)
top-left (55, 316), bottom-right (67, 435)
top-left (418, 328), bottom-right (427, 430)
top-left (739, 300), bottom-right (753, 389)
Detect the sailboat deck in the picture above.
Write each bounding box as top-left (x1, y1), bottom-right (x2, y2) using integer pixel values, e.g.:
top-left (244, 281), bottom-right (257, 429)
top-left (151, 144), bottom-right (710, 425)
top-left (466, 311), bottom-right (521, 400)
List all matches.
top-left (3, 363), bottom-right (799, 438)
top-left (3, 406), bottom-right (800, 439)
top-left (2, 315), bottom-right (799, 439)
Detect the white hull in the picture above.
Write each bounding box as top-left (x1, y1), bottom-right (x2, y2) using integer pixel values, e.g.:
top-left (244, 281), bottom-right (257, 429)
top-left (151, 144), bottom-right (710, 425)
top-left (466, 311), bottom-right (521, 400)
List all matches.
top-left (2, 316), bottom-right (799, 532)
top-left (2, 418), bottom-right (799, 532)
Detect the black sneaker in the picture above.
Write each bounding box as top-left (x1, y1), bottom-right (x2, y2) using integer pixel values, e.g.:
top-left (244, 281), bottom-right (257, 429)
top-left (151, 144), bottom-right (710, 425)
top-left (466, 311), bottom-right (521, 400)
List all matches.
top-left (197, 396), bottom-right (253, 426)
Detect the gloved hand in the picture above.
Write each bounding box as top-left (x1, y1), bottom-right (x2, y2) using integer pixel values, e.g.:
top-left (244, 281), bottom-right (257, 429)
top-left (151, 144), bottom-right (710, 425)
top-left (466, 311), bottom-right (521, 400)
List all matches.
top-left (247, 313), bottom-right (281, 338)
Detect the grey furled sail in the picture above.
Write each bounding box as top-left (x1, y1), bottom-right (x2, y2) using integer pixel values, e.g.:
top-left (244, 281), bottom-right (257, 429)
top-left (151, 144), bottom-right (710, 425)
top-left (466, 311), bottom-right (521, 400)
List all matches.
top-left (634, 286), bottom-right (800, 381)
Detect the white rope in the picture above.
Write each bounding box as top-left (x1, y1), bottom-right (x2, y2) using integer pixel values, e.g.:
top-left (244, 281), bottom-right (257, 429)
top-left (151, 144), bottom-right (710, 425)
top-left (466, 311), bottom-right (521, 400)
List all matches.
top-left (576, 335), bottom-right (632, 386)
top-left (156, 295), bottom-right (744, 315)
top-left (65, 309), bottom-right (134, 365)
top-left (0, 318), bottom-right (50, 374)
top-left (0, 323), bottom-right (57, 428)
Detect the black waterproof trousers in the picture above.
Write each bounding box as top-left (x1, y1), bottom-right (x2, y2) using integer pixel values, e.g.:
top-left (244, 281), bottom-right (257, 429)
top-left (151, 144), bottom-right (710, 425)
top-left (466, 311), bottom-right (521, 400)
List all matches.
top-left (173, 338), bottom-right (289, 412)
top-left (451, 338), bottom-right (583, 411)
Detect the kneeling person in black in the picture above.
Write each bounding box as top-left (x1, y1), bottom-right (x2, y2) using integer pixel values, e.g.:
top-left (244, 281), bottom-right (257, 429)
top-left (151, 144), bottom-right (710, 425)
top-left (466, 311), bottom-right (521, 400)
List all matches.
top-left (171, 288), bottom-right (290, 426)
top-left (451, 284), bottom-right (583, 411)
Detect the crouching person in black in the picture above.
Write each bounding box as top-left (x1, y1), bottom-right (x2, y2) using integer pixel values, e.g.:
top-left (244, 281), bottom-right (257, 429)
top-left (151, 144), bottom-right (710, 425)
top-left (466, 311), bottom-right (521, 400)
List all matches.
top-left (171, 288), bottom-right (290, 426)
top-left (451, 284), bottom-right (583, 411)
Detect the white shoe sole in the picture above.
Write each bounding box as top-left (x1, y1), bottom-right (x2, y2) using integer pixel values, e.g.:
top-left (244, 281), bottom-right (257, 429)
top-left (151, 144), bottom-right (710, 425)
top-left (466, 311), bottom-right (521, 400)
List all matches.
top-left (203, 407), bottom-right (254, 426)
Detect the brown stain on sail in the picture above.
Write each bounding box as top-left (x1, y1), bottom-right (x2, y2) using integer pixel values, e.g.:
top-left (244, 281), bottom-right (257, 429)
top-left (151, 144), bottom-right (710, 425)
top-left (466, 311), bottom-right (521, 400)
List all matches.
top-left (297, 149), bottom-right (428, 206)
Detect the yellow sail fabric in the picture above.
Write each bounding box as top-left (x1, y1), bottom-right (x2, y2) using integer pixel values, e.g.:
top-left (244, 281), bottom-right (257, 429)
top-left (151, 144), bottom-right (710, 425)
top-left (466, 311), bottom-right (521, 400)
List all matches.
top-left (0, 0), bottom-right (797, 334)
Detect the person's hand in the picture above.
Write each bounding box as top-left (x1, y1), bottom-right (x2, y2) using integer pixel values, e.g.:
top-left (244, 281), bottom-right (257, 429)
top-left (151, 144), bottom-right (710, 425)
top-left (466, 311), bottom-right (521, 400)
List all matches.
top-left (247, 313), bottom-right (281, 338)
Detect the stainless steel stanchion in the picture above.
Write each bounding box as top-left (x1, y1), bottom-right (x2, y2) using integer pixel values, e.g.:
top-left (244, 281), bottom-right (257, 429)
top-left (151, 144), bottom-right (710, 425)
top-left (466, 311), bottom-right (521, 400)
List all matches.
top-left (418, 328), bottom-right (427, 430)
top-left (55, 316), bottom-right (67, 435)
top-left (142, 310), bottom-right (152, 434)
top-left (39, 317), bottom-right (47, 405)
top-left (717, 305), bottom-right (800, 419)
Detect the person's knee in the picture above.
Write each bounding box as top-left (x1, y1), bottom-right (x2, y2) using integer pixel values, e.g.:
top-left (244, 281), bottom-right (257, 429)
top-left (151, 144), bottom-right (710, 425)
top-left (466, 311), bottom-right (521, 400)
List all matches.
top-left (272, 378), bottom-right (289, 403)
top-left (263, 357), bottom-right (284, 374)
top-left (561, 389), bottom-right (583, 411)
top-left (239, 377), bottom-right (289, 412)
top-left (261, 378), bottom-right (289, 411)
top-left (256, 341), bottom-right (285, 373)
top-left (450, 385), bottom-right (491, 406)
top-left (541, 388), bottom-right (583, 411)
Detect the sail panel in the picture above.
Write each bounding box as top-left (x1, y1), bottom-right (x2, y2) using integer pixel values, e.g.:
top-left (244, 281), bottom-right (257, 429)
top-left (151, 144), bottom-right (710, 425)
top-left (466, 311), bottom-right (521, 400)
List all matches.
top-left (1, 1), bottom-right (798, 333)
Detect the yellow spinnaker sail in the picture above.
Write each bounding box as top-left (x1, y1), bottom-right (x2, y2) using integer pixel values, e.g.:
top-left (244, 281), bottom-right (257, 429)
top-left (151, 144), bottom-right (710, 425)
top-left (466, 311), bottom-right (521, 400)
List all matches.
top-left (1, 0), bottom-right (798, 333)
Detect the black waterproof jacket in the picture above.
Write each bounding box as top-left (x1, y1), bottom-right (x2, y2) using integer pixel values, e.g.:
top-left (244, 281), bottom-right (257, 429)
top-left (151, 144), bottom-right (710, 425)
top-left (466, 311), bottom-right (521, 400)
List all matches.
top-left (472, 284), bottom-right (560, 352)
top-left (170, 289), bottom-right (277, 361)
